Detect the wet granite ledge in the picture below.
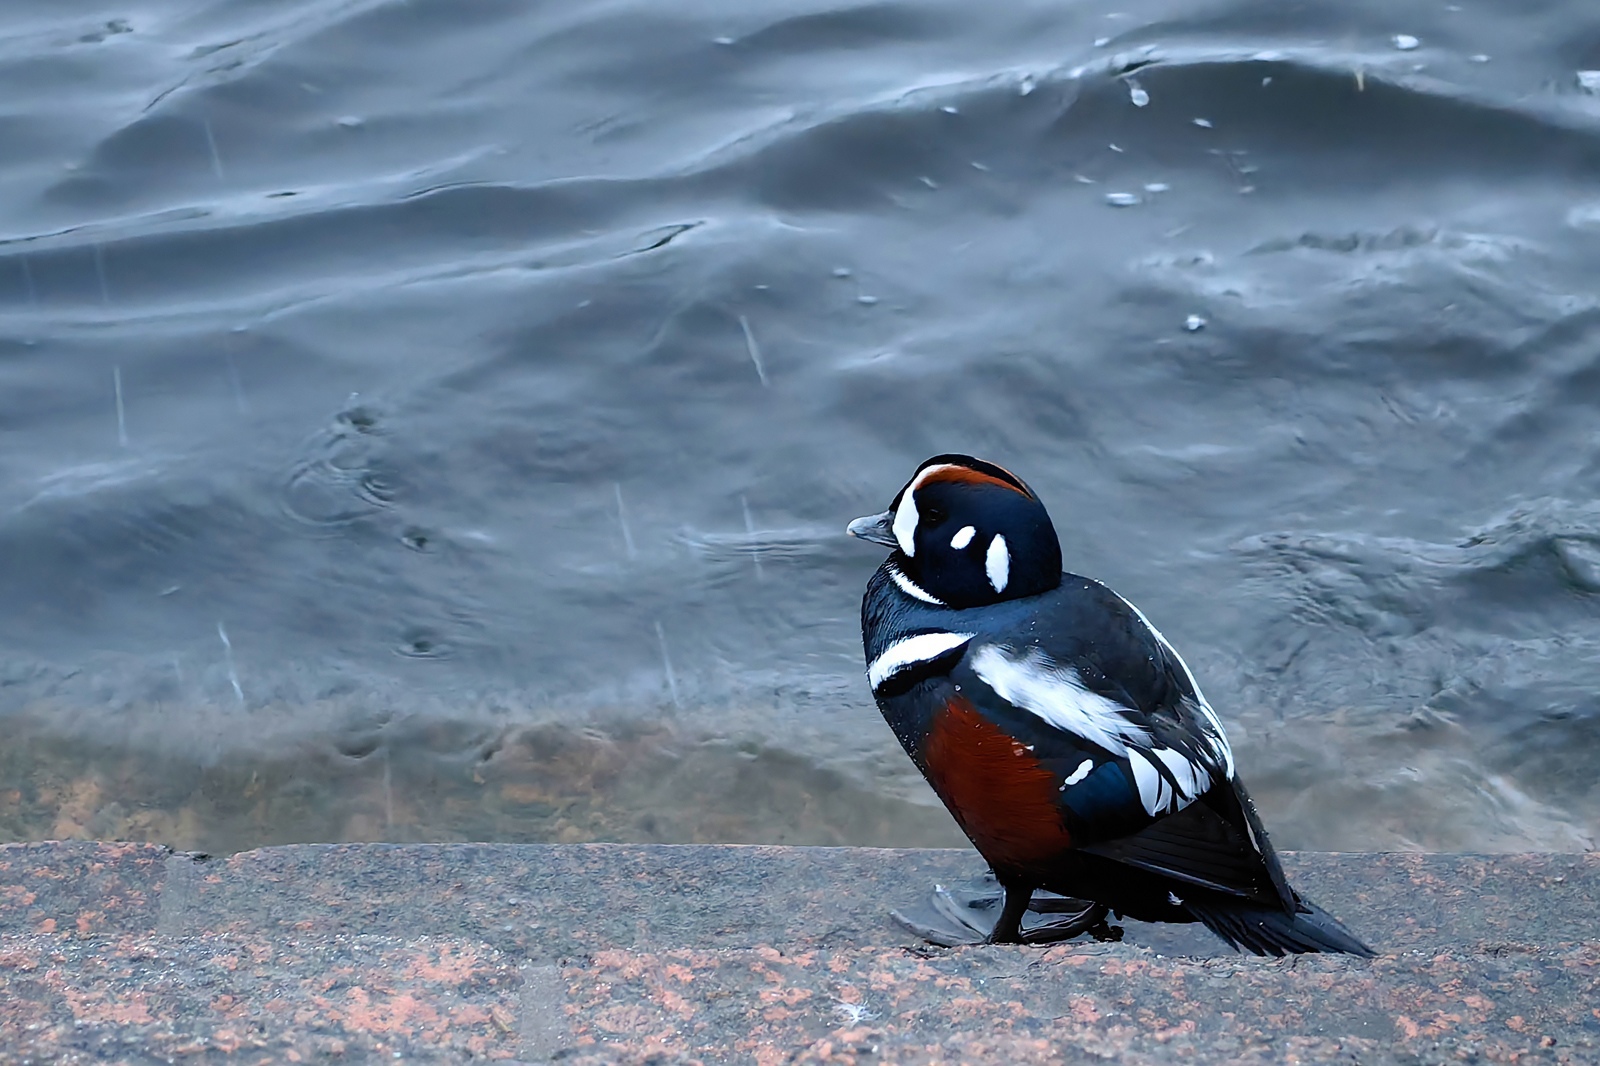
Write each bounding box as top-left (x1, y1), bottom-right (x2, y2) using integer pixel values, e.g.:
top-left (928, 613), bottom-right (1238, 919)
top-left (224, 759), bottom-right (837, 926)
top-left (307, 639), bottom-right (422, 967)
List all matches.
top-left (0, 842), bottom-right (1596, 1063)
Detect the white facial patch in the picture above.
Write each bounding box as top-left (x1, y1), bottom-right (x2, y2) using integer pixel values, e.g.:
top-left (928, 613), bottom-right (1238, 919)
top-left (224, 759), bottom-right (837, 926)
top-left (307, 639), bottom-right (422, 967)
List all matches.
top-left (891, 489), bottom-right (919, 557)
top-left (985, 534), bottom-right (1010, 593)
top-left (890, 463), bottom-right (959, 559)
top-left (950, 525), bottom-right (976, 550)
top-left (969, 644), bottom-right (1150, 755)
top-left (867, 631), bottom-right (975, 692)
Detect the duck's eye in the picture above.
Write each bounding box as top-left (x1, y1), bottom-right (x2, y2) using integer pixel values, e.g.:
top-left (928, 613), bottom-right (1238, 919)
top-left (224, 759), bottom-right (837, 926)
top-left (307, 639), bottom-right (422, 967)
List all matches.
top-left (923, 506), bottom-right (946, 525)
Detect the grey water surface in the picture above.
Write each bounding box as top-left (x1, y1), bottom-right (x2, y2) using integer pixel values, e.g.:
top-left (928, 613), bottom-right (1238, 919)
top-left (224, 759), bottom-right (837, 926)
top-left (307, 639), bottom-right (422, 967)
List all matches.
top-left (3, 0), bottom-right (1599, 853)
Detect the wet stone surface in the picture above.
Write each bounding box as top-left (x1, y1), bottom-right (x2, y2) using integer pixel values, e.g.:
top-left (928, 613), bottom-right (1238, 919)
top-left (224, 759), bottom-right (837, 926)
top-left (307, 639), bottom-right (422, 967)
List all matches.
top-left (1, 843), bottom-right (1597, 1063)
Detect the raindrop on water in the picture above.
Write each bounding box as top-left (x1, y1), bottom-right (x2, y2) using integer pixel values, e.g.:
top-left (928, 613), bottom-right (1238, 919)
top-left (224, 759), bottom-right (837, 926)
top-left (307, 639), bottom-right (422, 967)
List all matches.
top-left (217, 622), bottom-right (245, 708)
top-left (738, 315), bottom-right (768, 387)
top-left (113, 366), bottom-right (128, 448)
top-left (741, 495), bottom-right (765, 582)
top-left (201, 118), bottom-right (225, 181)
top-left (382, 748), bottom-right (394, 831)
top-left (614, 483), bottom-right (638, 560)
top-left (655, 620), bottom-right (681, 710)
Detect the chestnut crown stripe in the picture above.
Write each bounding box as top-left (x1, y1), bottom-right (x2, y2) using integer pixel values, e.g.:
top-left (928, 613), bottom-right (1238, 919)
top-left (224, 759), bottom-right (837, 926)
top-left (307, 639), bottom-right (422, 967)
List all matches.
top-left (911, 456), bottom-right (1035, 499)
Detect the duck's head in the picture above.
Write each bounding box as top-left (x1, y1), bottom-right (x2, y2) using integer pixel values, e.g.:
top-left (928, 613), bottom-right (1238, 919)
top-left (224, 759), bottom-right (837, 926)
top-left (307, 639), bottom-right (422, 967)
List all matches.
top-left (848, 454), bottom-right (1062, 608)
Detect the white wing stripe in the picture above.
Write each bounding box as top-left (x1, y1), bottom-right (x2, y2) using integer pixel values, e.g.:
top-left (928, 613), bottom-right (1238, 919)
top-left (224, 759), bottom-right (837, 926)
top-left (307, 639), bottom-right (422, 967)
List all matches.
top-left (1151, 746), bottom-right (1208, 805)
top-left (1129, 746), bottom-right (1208, 816)
top-left (1114, 592), bottom-right (1236, 779)
top-left (867, 631), bottom-right (975, 691)
top-left (1128, 751), bottom-right (1169, 815)
top-left (969, 644), bottom-right (1150, 755)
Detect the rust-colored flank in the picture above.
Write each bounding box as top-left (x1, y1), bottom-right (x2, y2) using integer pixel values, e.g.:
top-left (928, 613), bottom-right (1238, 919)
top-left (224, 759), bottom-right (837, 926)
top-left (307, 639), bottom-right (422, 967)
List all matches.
top-left (922, 694), bottom-right (1072, 869)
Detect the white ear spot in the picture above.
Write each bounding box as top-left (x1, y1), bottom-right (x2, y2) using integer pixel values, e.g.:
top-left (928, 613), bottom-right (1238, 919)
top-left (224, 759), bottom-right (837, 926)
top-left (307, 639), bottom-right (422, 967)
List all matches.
top-left (949, 525), bottom-right (976, 550)
top-left (891, 489), bottom-right (919, 557)
top-left (985, 534), bottom-right (1009, 593)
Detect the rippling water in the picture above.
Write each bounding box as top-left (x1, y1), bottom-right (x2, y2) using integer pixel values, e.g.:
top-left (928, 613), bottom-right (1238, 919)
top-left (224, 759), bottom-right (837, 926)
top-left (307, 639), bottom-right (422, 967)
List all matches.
top-left (3, 0), bottom-right (1599, 854)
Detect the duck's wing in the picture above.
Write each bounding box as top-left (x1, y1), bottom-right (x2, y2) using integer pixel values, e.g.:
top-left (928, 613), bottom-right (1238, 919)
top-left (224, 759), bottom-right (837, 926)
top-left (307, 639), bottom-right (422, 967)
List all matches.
top-left (952, 577), bottom-right (1296, 910)
top-left (1079, 777), bottom-right (1293, 909)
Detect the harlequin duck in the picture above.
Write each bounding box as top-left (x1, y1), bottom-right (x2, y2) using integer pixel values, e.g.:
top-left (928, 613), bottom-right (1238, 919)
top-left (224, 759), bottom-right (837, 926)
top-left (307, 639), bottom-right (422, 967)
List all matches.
top-left (848, 454), bottom-right (1373, 956)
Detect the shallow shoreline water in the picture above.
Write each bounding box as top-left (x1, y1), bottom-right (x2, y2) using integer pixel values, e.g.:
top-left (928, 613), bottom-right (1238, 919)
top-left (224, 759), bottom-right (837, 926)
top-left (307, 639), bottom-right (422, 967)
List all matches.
top-left (4, 698), bottom-right (1593, 855)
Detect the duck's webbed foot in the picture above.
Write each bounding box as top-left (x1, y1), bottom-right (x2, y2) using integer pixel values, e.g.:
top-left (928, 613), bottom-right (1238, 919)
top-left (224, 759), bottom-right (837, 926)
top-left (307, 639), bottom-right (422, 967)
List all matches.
top-left (889, 882), bottom-right (996, 946)
top-left (1026, 891), bottom-right (1123, 942)
top-left (891, 872), bottom-right (1115, 946)
top-left (1015, 900), bottom-right (1112, 944)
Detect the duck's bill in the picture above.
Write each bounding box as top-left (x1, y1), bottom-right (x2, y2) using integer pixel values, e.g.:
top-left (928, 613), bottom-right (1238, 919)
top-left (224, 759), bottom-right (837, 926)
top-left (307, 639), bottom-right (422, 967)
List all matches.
top-left (847, 509), bottom-right (897, 548)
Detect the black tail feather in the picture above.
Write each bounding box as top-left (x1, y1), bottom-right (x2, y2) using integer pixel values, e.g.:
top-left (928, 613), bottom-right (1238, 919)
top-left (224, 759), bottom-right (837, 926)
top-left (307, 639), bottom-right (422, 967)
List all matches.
top-left (1184, 895), bottom-right (1376, 957)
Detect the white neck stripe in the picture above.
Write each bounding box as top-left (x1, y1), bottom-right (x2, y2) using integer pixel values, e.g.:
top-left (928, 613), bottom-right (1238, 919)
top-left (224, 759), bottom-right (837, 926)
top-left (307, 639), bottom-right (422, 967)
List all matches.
top-left (887, 563), bottom-right (944, 605)
top-left (868, 631), bottom-right (975, 691)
